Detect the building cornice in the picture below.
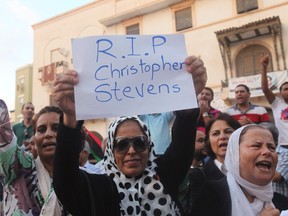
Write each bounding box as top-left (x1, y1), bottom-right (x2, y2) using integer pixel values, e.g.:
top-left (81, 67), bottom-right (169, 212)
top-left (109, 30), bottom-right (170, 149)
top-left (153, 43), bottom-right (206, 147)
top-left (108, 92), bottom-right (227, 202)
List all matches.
top-left (99, 0), bottom-right (183, 26)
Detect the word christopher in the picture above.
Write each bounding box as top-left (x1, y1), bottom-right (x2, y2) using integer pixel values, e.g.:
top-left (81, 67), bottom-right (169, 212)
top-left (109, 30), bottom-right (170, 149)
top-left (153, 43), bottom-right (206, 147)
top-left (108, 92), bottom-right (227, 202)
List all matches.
top-left (93, 36), bottom-right (185, 102)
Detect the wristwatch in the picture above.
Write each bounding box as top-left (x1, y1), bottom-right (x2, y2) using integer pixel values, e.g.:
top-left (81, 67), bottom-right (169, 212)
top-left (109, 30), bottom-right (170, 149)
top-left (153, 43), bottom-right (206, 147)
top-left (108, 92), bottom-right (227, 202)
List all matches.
top-left (202, 112), bottom-right (209, 117)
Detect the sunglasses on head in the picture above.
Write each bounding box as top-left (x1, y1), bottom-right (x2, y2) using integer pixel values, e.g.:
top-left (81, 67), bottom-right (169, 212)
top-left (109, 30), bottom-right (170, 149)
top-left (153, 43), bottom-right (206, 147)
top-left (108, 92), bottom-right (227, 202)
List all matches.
top-left (113, 135), bottom-right (149, 153)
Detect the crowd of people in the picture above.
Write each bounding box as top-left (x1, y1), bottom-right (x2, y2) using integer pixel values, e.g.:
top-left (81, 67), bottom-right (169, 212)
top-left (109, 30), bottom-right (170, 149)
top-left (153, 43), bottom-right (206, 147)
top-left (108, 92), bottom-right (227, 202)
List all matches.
top-left (0, 53), bottom-right (287, 216)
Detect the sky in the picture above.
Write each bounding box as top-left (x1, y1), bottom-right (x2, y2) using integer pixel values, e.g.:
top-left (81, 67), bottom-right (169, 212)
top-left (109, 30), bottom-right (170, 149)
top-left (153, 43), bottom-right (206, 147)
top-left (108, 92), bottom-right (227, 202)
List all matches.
top-left (0, 0), bottom-right (93, 111)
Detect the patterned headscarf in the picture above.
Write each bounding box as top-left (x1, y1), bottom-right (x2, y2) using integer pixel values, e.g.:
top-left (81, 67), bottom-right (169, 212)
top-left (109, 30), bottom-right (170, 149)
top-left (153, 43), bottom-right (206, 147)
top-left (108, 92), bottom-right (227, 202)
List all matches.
top-left (225, 125), bottom-right (275, 216)
top-left (0, 99), bottom-right (13, 147)
top-left (103, 116), bottom-right (180, 216)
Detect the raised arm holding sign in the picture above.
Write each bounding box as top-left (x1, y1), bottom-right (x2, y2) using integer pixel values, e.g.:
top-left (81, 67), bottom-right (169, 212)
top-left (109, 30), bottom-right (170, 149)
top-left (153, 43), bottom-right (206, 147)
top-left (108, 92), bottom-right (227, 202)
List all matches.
top-left (52, 37), bottom-right (207, 214)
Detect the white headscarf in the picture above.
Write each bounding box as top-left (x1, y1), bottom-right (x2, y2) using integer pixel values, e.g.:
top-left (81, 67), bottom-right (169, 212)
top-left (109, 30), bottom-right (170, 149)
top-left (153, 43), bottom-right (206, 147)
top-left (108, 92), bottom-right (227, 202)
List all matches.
top-left (103, 116), bottom-right (180, 216)
top-left (35, 157), bottom-right (62, 216)
top-left (224, 125), bottom-right (274, 216)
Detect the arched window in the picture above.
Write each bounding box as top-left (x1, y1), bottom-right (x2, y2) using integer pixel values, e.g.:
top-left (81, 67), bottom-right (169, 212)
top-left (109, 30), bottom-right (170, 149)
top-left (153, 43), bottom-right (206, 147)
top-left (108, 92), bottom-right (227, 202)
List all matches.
top-left (236, 45), bottom-right (273, 77)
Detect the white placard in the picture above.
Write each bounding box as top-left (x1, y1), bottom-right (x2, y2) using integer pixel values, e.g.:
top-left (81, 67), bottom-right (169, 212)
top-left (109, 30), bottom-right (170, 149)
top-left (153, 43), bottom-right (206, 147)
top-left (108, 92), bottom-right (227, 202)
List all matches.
top-left (72, 34), bottom-right (198, 120)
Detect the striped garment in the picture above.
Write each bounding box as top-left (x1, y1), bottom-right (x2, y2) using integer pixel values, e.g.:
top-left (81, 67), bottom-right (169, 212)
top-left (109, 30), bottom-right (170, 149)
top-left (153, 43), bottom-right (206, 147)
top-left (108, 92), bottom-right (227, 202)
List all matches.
top-left (226, 103), bottom-right (270, 124)
top-left (273, 145), bottom-right (288, 197)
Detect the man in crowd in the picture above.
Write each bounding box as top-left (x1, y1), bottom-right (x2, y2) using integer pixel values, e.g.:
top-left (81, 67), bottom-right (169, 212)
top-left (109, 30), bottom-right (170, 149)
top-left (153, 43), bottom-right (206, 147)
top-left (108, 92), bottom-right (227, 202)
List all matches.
top-left (261, 53), bottom-right (288, 197)
top-left (197, 87), bottom-right (221, 126)
top-left (12, 102), bottom-right (35, 147)
top-left (79, 141), bottom-right (100, 173)
top-left (260, 53), bottom-right (288, 145)
top-left (191, 126), bottom-right (207, 168)
top-left (178, 126), bottom-right (207, 216)
top-left (226, 84), bottom-right (270, 125)
top-left (138, 112), bottom-right (174, 155)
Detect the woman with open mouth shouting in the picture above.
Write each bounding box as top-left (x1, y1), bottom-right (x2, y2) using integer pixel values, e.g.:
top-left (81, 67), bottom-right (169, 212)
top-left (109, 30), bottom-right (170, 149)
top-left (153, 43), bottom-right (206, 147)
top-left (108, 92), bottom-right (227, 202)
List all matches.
top-left (192, 124), bottom-right (288, 216)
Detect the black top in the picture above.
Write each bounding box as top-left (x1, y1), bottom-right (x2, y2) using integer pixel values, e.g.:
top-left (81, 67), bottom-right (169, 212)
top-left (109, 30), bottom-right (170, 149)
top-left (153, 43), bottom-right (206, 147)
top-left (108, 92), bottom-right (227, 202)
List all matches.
top-left (191, 175), bottom-right (288, 216)
top-left (192, 158), bottom-right (225, 181)
top-left (180, 158), bottom-right (225, 215)
top-left (53, 109), bottom-right (199, 216)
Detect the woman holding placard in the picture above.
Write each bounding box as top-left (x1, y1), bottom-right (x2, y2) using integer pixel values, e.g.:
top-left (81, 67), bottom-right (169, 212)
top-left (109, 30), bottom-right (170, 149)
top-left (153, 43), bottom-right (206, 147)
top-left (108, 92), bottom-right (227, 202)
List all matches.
top-left (52, 55), bottom-right (207, 215)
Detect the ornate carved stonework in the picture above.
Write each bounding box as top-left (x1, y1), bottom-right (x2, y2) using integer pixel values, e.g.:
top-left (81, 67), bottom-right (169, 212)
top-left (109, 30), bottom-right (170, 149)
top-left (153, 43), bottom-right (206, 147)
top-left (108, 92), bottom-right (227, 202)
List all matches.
top-left (215, 16), bottom-right (286, 86)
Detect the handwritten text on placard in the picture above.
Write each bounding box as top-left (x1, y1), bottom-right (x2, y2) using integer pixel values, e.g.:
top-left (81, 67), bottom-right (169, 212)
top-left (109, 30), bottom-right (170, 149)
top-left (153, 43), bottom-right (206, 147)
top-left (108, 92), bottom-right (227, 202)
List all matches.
top-left (72, 35), bottom-right (197, 120)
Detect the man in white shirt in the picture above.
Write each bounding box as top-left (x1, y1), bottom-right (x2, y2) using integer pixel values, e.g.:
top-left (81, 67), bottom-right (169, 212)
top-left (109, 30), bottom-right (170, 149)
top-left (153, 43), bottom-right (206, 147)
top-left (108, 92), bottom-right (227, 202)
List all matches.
top-left (261, 53), bottom-right (288, 197)
top-left (260, 53), bottom-right (288, 146)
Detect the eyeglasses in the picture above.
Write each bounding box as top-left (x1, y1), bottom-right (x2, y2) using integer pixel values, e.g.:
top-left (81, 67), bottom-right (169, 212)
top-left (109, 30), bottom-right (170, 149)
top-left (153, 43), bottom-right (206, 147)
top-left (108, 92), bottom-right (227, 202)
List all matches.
top-left (113, 135), bottom-right (149, 154)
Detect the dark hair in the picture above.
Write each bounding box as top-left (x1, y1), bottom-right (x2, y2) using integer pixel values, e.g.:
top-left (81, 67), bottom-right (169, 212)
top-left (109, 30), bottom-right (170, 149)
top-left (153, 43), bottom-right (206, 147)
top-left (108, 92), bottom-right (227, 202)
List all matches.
top-left (279, 81), bottom-right (288, 92)
top-left (22, 102), bottom-right (33, 110)
top-left (204, 87), bottom-right (214, 98)
top-left (205, 113), bottom-right (241, 158)
top-left (235, 84), bottom-right (250, 93)
top-left (33, 106), bottom-right (62, 128)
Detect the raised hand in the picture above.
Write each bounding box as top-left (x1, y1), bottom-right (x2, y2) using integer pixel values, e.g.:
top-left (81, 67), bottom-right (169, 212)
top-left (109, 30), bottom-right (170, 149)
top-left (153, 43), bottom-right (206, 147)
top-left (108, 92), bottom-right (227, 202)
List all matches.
top-left (260, 53), bottom-right (269, 69)
top-left (185, 56), bottom-right (207, 96)
top-left (259, 205), bottom-right (280, 216)
top-left (52, 70), bottom-right (79, 123)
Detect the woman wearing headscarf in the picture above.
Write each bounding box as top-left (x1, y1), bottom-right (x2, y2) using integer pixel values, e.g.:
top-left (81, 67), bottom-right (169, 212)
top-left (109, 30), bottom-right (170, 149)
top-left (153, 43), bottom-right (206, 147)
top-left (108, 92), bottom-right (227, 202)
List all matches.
top-left (180, 113), bottom-right (240, 215)
top-left (52, 55), bottom-right (207, 215)
top-left (0, 100), bottom-right (67, 216)
top-left (191, 124), bottom-right (288, 216)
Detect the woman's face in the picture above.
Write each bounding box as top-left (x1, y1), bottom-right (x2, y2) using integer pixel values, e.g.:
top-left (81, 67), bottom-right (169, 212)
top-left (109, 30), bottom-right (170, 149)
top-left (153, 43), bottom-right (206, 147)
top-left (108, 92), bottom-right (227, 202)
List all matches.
top-left (209, 120), bottom-right (235, 162)
top-left (34, 112), bottom-right (60, 161)
top-left (113, 120), bottom-right (149, 177)
top-left (239, 127), bottom-right (277, 186)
